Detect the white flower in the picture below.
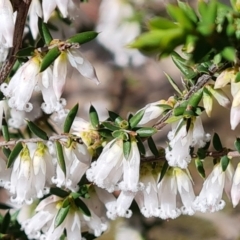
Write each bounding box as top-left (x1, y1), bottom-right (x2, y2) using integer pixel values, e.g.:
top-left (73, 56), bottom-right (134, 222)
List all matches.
top-left (157, 168), bottom-right (195, 219)
top-left (53, 49), bottom-right (99, 100)
top-left (86, 138), bottom-right (124, 192)
top-left (0, 0), bottom-right (15, 47)
top-left (134, 163), bottom-right (159, 218)
top-left (52, 141), bottom-right (91, 191)
top-left (42, 0), bottom-right (80, 22)
top-left (8, 108), bottom-right (26, 129)
top-left (8, 142), bottom-right (55, 204)
top-left (194, 163), bottom-right (234, 213)
top-left (96, 0), bottom-right (146, 67)
top-left (231, 163), bottom-right (240, 207)
top-left (136, 101), bottom-right (165, 126)
top-left (28, 0), bottom-right (42, 39)
top-left (1, 57), bottom-right (40, 112)
top-left (87, 139), bottom-right (142, 192)
top-left (230, 81), bottom-right (240, 129)
top-left (165, 117), bottom-right (210, 169)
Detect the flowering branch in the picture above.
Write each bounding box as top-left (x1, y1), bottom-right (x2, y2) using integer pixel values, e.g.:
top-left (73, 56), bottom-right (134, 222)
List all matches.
top-left (0, 0), bottom-right (32, 84)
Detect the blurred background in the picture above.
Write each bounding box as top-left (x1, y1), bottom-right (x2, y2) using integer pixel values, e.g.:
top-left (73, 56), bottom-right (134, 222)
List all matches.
top-left (21, 0), bottom-right (240, 239)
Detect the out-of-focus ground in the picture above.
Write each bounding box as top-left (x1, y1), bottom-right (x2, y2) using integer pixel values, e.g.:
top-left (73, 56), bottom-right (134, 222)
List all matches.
top-left (15, 0), bottom-right (240, 239)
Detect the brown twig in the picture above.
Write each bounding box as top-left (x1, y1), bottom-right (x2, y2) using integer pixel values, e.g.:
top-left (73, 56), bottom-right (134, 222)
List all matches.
top-left (0, 0), bottom-right (32, 84)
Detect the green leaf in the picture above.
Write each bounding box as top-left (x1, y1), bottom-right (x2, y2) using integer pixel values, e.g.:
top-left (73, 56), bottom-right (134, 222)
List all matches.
top-left (221, 47), bottom-right (236, 62)
top-left (195, 158), bottom-right (205, 178)
top-left (27, 121), bottom-right (49, 140)
top-left (123, 141), bottom-right (131, 159)
top-left (40, 47), bottom-right (61, 72)
top-left (148, 137), bottom-right (159, 157)
top-left (16, 47), bottom-right (35, 58)
top-left (63, 103), bottom-right (79, 133)
top-left (129, 110), bottom-right (145, 128)
top-left (0, 203), bottom-right (12, 210)
top-left (2, 117), bottom-right (9, 141)
top-left (167, 4), bottom-right (194, 30)
top-left (136, 137), bottom-right (145, 155)
top-left (2, 147), bottom-right (11, 158)
top-left (177, 1), bottom-right (198, 23)
top-left (102, 122), bottom-right (120, 131)
top-left (55, 141), bottom-right (66, 176)
top-left (159, 161), bottom-right (169, 183)
top-left (55, 206), bottom-right (70, 228)
top-left (89, 105), bottom-right (99, 128)
top-left (220, 155), bottom-right (230, 171)
top-left (164, 72), bottom-right (182, 95)
top-left (136, 127), bottom-right (157, 137)
top-left (38, 17), bottom-right (53, 44)
top-left (1, 211), bottom-right (10, 234)
top-left (197, 148), bottom-right (206, 159)
top-left (213, 133), bottom-right (223, 151)
top-left (234, 138), bottom-right (240, 153)
top-left (108, 111), bottom-right (123, 124)
top-left (50, 187), bottom-right (69, 198)
top-left (7, 142), bottom-right (23, 168)
top-left (171, 51), bottom-right (197, 79)
top-left (112, 130), bottom-right (128, 141)
top-left (165, 115), bottom-right (183, 124)
top-left (67, 31), bottom-right (98, 44)
top-left (74, 198), bottom-right (91, 217)
top-left (148, 17), bottom-right (178, 30)
top-left (187, 90), bottom-right (203, 108)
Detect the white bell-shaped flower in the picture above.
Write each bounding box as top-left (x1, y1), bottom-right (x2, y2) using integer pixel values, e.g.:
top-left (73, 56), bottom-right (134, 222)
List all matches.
top-left (42, 0), bottom-right (79, 22)
top-left (157, 167), bottom-right (195, 219)
top-left (53, 49), bottom-right (99, 100)
top-left (0, 0), bottom-right (15, 47)
top-left (231, 163), bottom-right (240, 207)
top-left (1, 57), bottom-right (41, 112)
top-left (28, 0), bottom-right (42, 39)
top-left (165, 117), bottom-right (210, 169)
top-left (194, 162), bottom-right (234, 213)
top-left (135, 163), bottom-right (160, 218)
top-left (52, 141), bottom-right (91, 191)
top-left (8, 142), bottom-right (55, 204)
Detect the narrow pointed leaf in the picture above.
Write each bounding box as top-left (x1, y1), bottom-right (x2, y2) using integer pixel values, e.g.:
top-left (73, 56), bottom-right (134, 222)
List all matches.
top-left (164, 72), bottom-right (182, 95)
top-left (3, 147), bottom-right (11, 158)
top-left (102, 122), bottom-right (120, 131)
top-left (2, 117), bottom-right (9, 141)
top-left (1, 211), bottom-right (10, 234)
top-left (159, 161), bottom-right (169, 183)
top-left (0, 203), bottom-right (12, 210)
top-left (123, 141), bottom-right (131, 159)
top-left (63, 103), bottom-right (79, 133)
top-left (40, 47), bottom-right (61, 72)
top-left (108, 111), bottom-right (123, 124)
top-left (50, 187), bottom-right (69, 198)
top-left (136, 127), bottom-right (157, 137)
top-left (38, 17), bottom-right (53, 44)
top-left (16, 47), bottom-right (35, 58)
top-left (129, 110), bottom-right (145, 128)
top-left (55, 141), bottom-right (66, 176)
top-left (213, 132), bottom-right (223, 151)
top-left (55, 205), bottom-right (70, 228)
top-left (195, 158), bottom-right (205, 178)
top-left (187, 90), bottom-right (203, 108)
top-left (136, 137), bottom-right (145, 155)
top-left (148, 137), bottom-right (159, 157)
top-left (67, 31), bottom-right (98, 44)
top-left (234, 138), bottom-right (240, 153)
top-left (74, 198), bottom-right (91, 217)
top-left (89, 105), bottom-right (99, 128)
top-left (221, 155), bottom-right (230, 172)
top-left (7, 142), bottom-right (23, 168)
top-left (27, 121), bottom-right (48, 140)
